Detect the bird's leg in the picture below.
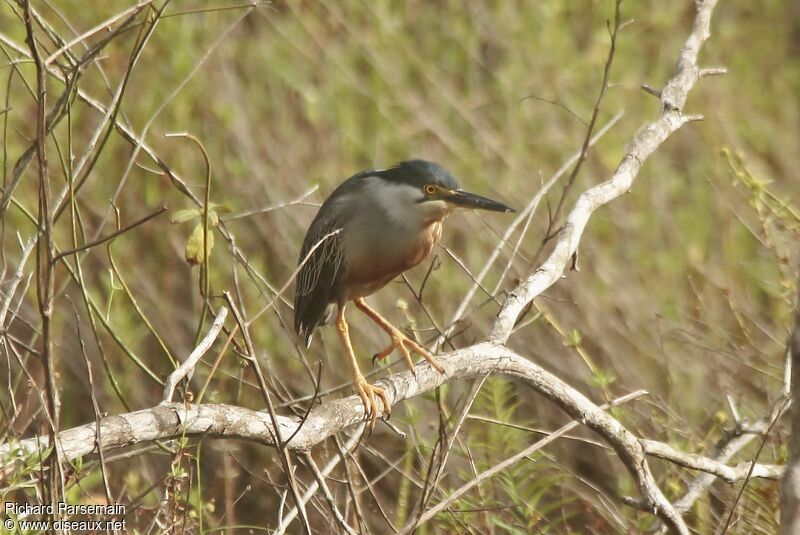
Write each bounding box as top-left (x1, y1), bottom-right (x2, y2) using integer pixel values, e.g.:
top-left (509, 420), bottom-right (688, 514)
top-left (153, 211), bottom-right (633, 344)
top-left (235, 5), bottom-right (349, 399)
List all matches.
top-left (335, 306), bottom-right (390, 432)
top-left (353, 298), bottom-right (445, 374)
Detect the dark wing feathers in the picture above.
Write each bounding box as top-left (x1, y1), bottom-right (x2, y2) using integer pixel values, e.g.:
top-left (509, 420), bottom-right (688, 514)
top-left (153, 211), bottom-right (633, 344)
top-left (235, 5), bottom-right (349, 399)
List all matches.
top-left (293, 204), bottom-right (346, 348)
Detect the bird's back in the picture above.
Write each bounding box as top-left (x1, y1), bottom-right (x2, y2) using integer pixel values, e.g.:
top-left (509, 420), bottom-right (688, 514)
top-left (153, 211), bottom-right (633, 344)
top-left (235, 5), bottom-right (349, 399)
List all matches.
top-left (294, 172), bottom-right (372, 347)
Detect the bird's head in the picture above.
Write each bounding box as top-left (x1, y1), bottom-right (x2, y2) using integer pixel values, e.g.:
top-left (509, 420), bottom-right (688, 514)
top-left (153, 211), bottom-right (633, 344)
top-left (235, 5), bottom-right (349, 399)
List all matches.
top-left (373, 160), bottom-right (514, 223)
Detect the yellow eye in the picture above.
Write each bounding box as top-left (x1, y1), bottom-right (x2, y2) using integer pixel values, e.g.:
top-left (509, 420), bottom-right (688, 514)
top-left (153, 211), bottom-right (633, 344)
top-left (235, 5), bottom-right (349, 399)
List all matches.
top-left (424, 184), bottom-right (437, 195)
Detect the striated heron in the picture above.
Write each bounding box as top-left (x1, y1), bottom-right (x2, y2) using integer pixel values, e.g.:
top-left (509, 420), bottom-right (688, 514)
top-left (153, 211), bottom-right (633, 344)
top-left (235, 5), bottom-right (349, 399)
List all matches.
top-left (294, 160), bottom-right (513, 430)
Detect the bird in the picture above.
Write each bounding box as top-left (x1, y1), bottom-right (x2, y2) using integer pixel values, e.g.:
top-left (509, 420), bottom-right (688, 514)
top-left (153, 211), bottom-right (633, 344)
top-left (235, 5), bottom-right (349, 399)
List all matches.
top-left (294, 159), bottom-right (513, 430)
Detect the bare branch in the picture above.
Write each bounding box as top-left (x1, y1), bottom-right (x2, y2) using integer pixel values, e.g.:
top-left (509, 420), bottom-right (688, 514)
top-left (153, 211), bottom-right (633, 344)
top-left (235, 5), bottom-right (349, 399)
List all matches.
top-left (162, 307), bottom-right (229, 403)
top-left (224, 185), bottom-right (320, 221)
top-left (642, 439), bottom-right (784, 483)
top-left (52, 206), bottom-right (167, 262)
top-left (699, 66), bottom-right (727, 77)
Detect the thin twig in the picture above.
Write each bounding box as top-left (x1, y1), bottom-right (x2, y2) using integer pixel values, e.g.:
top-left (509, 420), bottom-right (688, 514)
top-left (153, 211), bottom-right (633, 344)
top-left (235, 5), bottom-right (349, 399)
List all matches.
top-left (246, 228), bottom-right (342, 326)
top-left (413, 376), bottom-right (487, 527)
top-left (301, 451), bottom-right (359, 535)
top-left (164, 131), bottom-right (213, 344)
top-left (543, 0), bottom-right (624, 243)
top-left (276, 424), bottom-right (366, 533)
top-left (719, 397), bottom-right (787, 533)
top-left (69, 298), bottom-right (113, 505)
top-left (162, 307), bottom-right (228, 403)
top-left (44, 1), bottom-right (152, 65)
top-left (0, 236), bottom-right (34, 328)
top-left (23, 0), bottom-right (63, 511)
top-left (434, 111), bottom-right (623, 350)
top-left (52, 205), bottom-right (166, 262)
top-left (225, 293), bottom-right (312, 534)
top-left (223, 185), bottom-right (320, 221)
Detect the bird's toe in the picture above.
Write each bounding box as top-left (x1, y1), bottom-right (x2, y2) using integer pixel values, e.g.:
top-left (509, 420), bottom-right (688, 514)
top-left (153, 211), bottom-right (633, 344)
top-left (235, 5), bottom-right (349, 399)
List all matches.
top-left (354, 377), bottom-right (391, 433)
top-left (402, 336), bottom-right (445, 374)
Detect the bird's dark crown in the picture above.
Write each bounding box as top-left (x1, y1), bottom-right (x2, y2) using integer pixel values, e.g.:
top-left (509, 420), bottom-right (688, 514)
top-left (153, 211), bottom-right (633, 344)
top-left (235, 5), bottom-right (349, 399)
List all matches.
top-left (373, 159), bottom-right (460, 191)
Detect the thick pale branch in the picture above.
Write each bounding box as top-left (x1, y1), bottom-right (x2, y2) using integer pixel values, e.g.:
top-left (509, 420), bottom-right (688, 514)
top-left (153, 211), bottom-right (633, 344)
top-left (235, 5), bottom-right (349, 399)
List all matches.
top-left (3, 344), bottom-right (775, 511)
top-left (4, 344), bottom-right (781, 475)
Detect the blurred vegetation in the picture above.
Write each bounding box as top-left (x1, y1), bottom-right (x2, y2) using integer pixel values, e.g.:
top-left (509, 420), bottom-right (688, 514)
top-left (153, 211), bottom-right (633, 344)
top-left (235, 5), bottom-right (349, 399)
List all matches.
top-left (0, 0), bottom-right (798, 533)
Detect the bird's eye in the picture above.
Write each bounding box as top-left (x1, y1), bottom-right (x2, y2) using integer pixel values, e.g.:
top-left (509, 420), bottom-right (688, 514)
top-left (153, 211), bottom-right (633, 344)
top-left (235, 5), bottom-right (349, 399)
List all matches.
top-left (424, 184), bottom-right (437, 195)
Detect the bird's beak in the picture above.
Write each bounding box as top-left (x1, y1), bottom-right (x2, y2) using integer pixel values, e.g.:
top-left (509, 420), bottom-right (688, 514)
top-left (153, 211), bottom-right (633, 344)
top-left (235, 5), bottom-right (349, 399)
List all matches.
top-left (442, 189), bottom-right (515, 213)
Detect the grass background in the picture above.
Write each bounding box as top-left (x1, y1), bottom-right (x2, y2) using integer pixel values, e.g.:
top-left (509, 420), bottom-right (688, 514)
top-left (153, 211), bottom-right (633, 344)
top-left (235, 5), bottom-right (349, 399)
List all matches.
top-left (1, 0), bottom-right (798, 533)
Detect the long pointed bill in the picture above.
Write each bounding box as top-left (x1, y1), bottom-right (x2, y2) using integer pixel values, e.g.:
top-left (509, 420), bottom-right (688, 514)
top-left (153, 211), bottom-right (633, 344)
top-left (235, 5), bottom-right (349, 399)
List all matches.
top-left (443, 189), bottom-right (515, 213)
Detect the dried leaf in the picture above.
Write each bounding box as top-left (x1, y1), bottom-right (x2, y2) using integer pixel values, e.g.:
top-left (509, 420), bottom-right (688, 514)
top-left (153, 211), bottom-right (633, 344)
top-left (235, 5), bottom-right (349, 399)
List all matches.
top-left (185, 222), bottom-right (214, 265)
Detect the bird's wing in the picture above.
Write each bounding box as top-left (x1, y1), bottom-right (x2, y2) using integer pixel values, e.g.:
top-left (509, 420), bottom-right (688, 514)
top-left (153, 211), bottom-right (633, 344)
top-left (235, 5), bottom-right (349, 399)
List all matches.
top-left (294, 204), bottom-right (346, 348)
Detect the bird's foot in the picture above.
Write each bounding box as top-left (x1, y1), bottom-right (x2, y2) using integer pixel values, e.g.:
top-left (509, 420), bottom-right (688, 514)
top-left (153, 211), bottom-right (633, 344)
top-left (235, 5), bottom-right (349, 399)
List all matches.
top-left (372, 328), bottom-right (445, 375)
top-left (354, 375), bottom-right (391, 433)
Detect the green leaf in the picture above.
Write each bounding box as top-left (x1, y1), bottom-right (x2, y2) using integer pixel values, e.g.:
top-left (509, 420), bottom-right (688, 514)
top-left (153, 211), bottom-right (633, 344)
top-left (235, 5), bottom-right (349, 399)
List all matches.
top-left (589, 368), bottom-right (616, 389)
top-left (171, 208), bottom-right (201, 224)
top-left (566, 329), bottom-right (582, 347)
top-left (185, 222), bottom-right (214, 266)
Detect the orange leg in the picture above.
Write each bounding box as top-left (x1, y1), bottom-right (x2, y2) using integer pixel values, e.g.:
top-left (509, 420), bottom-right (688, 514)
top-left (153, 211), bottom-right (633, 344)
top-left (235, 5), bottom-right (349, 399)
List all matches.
top-left (335, 306), bottom-right (390, 432)
top-left (353, 298), bottom-right (445, 374)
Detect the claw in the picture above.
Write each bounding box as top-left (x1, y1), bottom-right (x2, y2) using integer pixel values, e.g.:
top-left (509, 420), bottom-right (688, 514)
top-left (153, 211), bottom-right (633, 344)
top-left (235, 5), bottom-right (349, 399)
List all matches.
top-left (354, 376), bottom-right (391, 433)
top-left (372, 340), bottom-right (395, 366)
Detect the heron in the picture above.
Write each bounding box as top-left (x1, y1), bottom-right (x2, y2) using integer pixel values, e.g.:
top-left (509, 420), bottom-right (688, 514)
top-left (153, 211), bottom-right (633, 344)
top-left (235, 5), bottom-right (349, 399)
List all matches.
top-left (294, 159), bottom-right (513, 430)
